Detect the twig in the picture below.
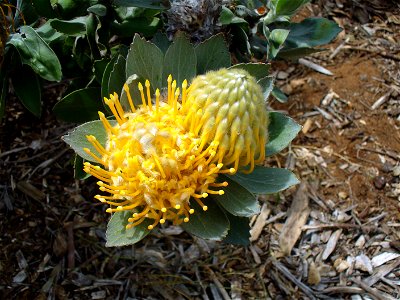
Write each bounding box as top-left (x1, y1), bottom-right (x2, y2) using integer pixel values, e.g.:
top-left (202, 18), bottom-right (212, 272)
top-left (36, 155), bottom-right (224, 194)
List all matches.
top-left (351, 278), bottom-right (396, 300)
top-left (270, 258), bottom-right (317, 300)
top-left (343, 46), bottom-right (400, 61)
top-left (292, 145), bottom-right (361, 167)
top-left (302, 223), bottom-right (383, 233)
top-left (371, 90), bottom-right (392, 110)
top-left (299, 58), bottom-right (333, 76)
top-left (205, 266), bottom-right (232, 300)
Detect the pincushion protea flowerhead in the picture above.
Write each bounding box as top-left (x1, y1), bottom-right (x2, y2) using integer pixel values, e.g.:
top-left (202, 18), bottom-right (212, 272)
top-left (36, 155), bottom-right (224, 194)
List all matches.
top-left (83, 69), bottom-right (267, 231)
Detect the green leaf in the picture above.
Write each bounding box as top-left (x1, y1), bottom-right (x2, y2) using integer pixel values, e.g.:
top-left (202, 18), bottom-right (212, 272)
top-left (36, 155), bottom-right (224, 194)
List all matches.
top-left (219, 6), bottom-right (247, 26)
top-left (53, 87), bottom-right (103, 123)
top-left (271, 86), bottom-right (288, 103)
top-left (63, 120), bottom-right (116, 162)
top-left (126, 34), bottom-right (164, 90)
top-left (231, 25), bottom-right (250, 55)
top-left (35, 22), bottom-right (63, 44)
top-left (101, 56), bottom-right (118, 100)
top-left (94, 58), bottom-right (111, 84)
top-left (87, 4), bottom-right (107, 16)
top-left (113, 0), bottom-right (170, 9)
top-left (214, 176), bottom-right (259, 217)
top-left (286, 18), bottom-right (342, 49)
top-left (11, 65), bottom-right (42, 117)
top-left (257, 76), bottom-right (274, 100)
top-left (266, 111), bottom-right (301, 156)
top-left (228, 166), bottom-right (299, 194)
top-left (269, 29), bottom-right (290, 59)
top-left (222, 214), bottom-right (250, 246)
top-left (32, 0), bottom-right (56, 18)
top-left (277, 47), bottom-right (322, 60)
top-left (8, 26), bottom-right (62, 82)
top-left (229, 63), bottom-right (270, 80)
top-left (182, 198), bottom-right (230, 241)
top-left (106, 211), bottom-right (152, 247)
top-left (74, 155), bottom-right (91, 179)
top-left (110, 17), bottom-right (161, 38)
top-left (271, 0), bottom-right (309, 16)
top-left (163, 34), bottom-right (197, 85)
top-left (108, 55), bottom-right (126, 96)
top-left (50, 17), bottom-right (87, 36)
top-left (270, 29), bottom-right (290, 45)
top-left (195, 33), bottom-right (231, 75)
top-left (151, 32), bottom-right (171, 54)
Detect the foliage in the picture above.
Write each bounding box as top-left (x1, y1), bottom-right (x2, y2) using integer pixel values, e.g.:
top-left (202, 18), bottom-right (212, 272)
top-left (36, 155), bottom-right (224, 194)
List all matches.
top-left (1, 0), bottom-right (341, 117)
top-left (63, 36), bottom-right (300, 246)
top-left (1, 0), bottom-right (340, 246)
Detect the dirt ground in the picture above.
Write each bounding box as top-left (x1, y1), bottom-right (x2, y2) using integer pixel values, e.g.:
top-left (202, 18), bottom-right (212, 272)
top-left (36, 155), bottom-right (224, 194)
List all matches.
top-left (1, 2), bottom-right (399, 300)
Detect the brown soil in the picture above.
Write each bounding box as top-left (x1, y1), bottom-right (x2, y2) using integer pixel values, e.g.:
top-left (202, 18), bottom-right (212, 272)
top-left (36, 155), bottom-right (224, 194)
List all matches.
top-left (276, 56), bottom-right (400, 220)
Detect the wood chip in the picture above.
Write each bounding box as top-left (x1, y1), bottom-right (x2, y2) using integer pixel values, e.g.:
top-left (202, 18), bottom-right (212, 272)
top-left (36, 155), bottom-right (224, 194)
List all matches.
top-left (250, 203), bottom-right (271, 242)
top-left (351, 278), bottom-right (397, 300)
top-left (279, 183), bottom-right (310, 255)
top-left (17, 181), bottom-right (46, 201)
top-left (302, 118), bottom-right (313, 134)
top-left (299, 58), bottom-right (333, 76)
top-left (322, 229), bottom-right (342, 260)
top-left (371, 252), bottom-right (400, 268)
top-left (364, 258), bottom-right (400, 287)
top-left (307, 261), bottom-right (321, 285)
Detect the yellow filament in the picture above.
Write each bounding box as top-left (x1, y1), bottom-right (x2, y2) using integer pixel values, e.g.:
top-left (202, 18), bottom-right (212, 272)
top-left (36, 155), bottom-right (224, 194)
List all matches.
top-left (112, 93), bottom-right (126, 121)
top-left (123, 83), bottom-right (136, 112)
top-left (145, 80), bottom-right (152, 109)
top-left (138, 82), bottom-right (146, 107)
top-left (167, 74), bottom-right (172, 103)
top-left (155, 89), bottom-right (160, 113)
top-left (83, 148), bottom-right (105, 165)
top-left (181, 80), bottom-right (188, 106)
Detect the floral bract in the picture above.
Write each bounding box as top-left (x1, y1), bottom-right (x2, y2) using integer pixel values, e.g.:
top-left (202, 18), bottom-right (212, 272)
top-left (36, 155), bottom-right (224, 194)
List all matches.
top-left (83, 69), bottom-right (268, 231)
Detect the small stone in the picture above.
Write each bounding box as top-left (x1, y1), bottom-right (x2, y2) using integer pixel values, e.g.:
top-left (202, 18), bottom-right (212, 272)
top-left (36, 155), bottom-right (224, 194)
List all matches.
top-left (373, 175), bottom-right (386, 190)
top-left (355, 254), bottom-right (373, 274)
top-left (393, 166), bottom-right (400, 177)
top-left (277, 71), bottom-right (289, 80)
top-left (355, 235), bottom-right (366, 248)
top-left (334, 258), bottom-right (351, 272)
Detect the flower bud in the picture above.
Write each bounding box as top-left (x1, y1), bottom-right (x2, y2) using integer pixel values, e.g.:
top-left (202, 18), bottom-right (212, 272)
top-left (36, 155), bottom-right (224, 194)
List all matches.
top-left (185, 68), bottom-right (268, 173)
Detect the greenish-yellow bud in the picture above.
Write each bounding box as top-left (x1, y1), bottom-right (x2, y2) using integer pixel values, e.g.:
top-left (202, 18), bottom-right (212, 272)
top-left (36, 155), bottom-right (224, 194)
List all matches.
top-left (185, 68), bottom-right (268, 173)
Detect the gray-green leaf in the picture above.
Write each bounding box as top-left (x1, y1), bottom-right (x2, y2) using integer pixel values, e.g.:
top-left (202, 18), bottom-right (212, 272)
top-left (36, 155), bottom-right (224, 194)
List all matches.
top-left (11, 65), bottom-right (42, 117)
top-left (228, 166), bottom-right (299, 194)
top-left (182, 198), bottom-right (230, 241)
top-left (229, 63), bottom-right (270, 80)
top-left (106, 211), bottom-right (152, 247)
top-left (163, 34), bottom-right (197, 85)
top-left (266, 111), bottom-right (301, 156)
top-left (195, 33), bottom-right (231, 75)
top-left (62, 120), bottom-right (116, 162)
top-left (53, 87), bottom-right (103, 123)
top-left (214, 176), bottom-right (259, 217)
top-left (8, 26), bottom-right (62, 81)
top-left (222, 214), bottom-right (250, 246)
top-left (126, 34), bottom-right (164, 90)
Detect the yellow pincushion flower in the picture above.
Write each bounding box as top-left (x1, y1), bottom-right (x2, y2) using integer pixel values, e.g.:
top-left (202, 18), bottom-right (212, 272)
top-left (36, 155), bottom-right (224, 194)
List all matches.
top-left (184, 68), bottom-right (268, 173)
top-left (83, 70), bottom-right (267, 231)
